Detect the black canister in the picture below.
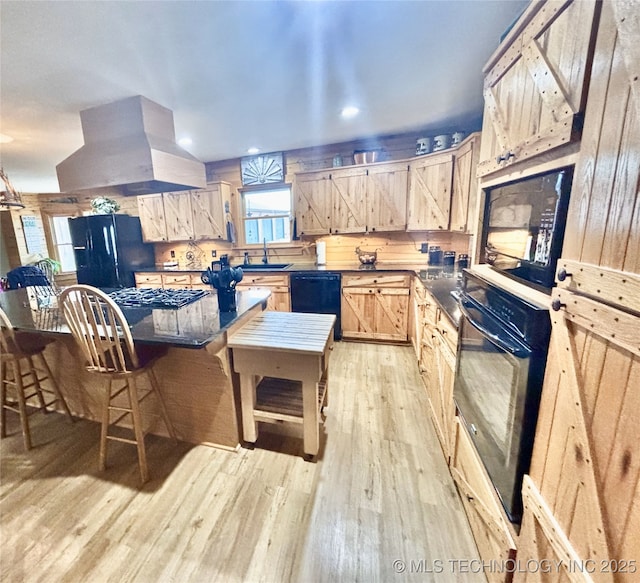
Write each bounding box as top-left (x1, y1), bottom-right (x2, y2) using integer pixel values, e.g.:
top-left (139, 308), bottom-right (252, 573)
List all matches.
top-left (456, 254), bottom-right (469, 272)
top-left (428, 245), bottom-right (443, 266)
top-left (443, 251), bottom-right (456, 267)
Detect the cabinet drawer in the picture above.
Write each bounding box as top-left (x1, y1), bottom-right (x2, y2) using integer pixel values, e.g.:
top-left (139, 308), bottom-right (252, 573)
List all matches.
top-left (240, 274), bottom-right (289, 287)
top-left (135, 273), bottom-right (163, 287)
top-left (162, 274), bottom-right (192, 286)
top-left (342, 273), bottom-right (410, 288)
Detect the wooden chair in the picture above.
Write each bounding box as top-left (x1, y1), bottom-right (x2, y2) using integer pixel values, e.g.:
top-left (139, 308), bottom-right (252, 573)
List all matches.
top-left (0, 307), bottom-right (74, 449)
top-left (58, 285), bottom-right (176, 483)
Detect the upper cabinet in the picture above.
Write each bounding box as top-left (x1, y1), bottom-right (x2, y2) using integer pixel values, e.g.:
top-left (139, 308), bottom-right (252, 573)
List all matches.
top-left (365, 162), bottom-right (408, 232)
top-left (294, 171), bottom-right (332, 236)
top-left (294, 163), bottom-right (408, 235)
top-left (138, 182), bottom-right (231, 243)
top-left (137, 193), bottom-right (167, 242)
top-left (331, 167), bottom-right (368, 234)
top-left (477, 0), bottom-right (600, 177)
top-left (191, 182), bottom-right (231, 241)
top-left (450, 133), bottom-right (481, 233)
top-left (163, 191), bottom-right (194, 241)
top-left (407, 152), bottom-right (453, 231)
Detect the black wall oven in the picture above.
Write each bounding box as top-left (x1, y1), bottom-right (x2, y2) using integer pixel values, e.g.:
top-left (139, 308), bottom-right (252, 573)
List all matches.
top-left (454, 271), bottom-right (551, 523)
top-left (481, 166), bottom-right (573, 293)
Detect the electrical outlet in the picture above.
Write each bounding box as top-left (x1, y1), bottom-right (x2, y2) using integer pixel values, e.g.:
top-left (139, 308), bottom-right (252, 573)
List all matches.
top-left (211, 250), bottom-right (217, 258)
top-left (420, 242), bottom-right (429, 253)
top-left (170, 250), bottom-right (175, 258)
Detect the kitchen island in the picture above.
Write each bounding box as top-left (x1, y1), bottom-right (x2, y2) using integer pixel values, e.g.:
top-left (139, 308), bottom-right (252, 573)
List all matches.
top-left (0, 288), bottom-right (270, 448)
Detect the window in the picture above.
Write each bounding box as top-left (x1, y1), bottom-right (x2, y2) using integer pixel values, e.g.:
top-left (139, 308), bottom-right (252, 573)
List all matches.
top-left (50, 216), bottom-right (76, 272)
top-left (241, 186), bottom-right (292, 245)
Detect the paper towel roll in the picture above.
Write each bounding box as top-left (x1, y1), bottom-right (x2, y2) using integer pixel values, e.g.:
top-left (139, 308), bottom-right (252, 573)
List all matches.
top-left (317, 241), bottom-right (327, 265)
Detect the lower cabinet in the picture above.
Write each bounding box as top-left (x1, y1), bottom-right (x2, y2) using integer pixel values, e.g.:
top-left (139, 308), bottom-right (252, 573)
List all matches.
top-left (235, 274), bottom-right (290, 312)
top-left (341, 273), bottom-right (410, 342)
top-left (450, 418), bottom-right (517, 583)
top-left (135, 272), bottom-right (211, 291)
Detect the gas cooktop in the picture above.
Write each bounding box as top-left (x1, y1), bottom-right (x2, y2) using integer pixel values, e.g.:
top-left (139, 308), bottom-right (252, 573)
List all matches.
top-left (109, 288), bottom-right (208, 309)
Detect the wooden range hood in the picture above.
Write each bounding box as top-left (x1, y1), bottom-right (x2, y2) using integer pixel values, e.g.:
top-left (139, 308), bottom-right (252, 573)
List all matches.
top-left (56, 95), bottom-right (206, 196)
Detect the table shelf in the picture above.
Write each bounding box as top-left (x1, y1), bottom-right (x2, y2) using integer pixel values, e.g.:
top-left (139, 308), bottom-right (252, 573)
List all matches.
top-left (254, 376), bottom-right (327, 425)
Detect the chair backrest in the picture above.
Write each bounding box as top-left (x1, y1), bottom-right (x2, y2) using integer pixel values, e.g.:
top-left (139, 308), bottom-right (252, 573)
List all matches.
top-left (33, 260), bottom-right (59, 292)
top-left (59, 285), bottom-right (140, 374)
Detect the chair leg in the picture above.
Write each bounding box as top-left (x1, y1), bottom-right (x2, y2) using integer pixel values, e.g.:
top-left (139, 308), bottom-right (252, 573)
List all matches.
top-left (27, 355), bottom-right (48, 412)
top-left (99, 378), bottom-right (112, 472)
top-left (148, 368), bottom-right (177, 443)
top-left (35, 353), bottom-right (74, 422)
top-left (0, 360), bottom-right (7, 438)
top-left (13, 359), bottom-right (33, 450)
top-left (128, 377), bottom-right (149, 484)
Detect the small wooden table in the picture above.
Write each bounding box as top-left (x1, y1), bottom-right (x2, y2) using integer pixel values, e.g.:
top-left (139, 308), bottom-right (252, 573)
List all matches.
top-left (228, 311), bottom-right (336, 458)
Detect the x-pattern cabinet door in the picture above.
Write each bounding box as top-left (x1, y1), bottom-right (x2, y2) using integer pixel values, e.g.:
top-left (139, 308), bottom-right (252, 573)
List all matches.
top-left (477, 0), bottom-right (599, 176)
top-left (331, 167), bottom-right (367, 234)
top-left (366, 162), bottom-right (409, 232)
top-left (407, 153), bottom-right (453, 231)
top-left (191, 183), bottom-right (230, 240)
top-left (294, 171), bottom-right (332, 236)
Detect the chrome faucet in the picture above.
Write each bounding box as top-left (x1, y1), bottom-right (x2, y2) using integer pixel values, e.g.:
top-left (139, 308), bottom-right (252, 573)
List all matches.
top-left (262, 239), bottom-right (269, 264)
top-left (243, 251), bottom-right (250, 265)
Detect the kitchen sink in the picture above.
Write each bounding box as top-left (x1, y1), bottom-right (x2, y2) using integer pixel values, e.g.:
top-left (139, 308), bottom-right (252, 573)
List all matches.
top-left (235, 263), bottom-right (292, 271)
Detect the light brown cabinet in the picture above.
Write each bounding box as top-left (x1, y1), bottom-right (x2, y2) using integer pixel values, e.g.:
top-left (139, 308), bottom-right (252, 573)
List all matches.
top-left (341, 273), bottom-right (410, 342)
top-left (450, 133), bottom-right (481, 233)
top-left (294, 171), bottom-right (332, 236)
top-left (365, 162), bottom-right (408, 232)
top-left (235, 273), bottom-right (290, 312)
top-left (135, 271), bottom-right (209, 291)
top-left (191, 182), bottom-right (231, 241)
top-left (406, 152), bottom-right (453, 231)
top-left (294, 162), bottom-right (408, 235)
top-left (137, 194), bottom-right (167, 242)
top-left (477, 0), bottom-right (600, 177)
top-left (138, 182), bottom-right (231, 243)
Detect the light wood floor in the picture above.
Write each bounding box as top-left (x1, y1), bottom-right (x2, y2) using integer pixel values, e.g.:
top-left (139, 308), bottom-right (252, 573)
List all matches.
top-left (1, 342), bottom-right (485, 582)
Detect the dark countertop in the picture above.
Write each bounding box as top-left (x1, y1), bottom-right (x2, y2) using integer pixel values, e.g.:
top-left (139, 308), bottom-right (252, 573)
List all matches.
top-left (0, 288), bottom-right (270, 348)
top-left (137, 262), bottom-right (464, 327)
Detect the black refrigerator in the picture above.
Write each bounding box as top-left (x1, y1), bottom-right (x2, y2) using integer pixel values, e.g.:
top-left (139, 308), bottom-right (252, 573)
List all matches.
top-left (69, 214), bottom-right (155, 288)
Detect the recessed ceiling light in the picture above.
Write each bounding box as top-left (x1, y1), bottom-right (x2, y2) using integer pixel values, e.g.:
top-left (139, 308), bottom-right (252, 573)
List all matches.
top-left (178, 137), bottom-right (193, 147)
top-left (0, 133), bottom-right (14, 143)
top-left (341, 106), bottom-right (360, 119)
top-left (247, 147), bottom-right (260, 155)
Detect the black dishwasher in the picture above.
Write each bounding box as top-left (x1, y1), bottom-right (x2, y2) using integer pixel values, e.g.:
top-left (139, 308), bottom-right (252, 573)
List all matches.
top-left (290, 272), bottom-right (341, 340)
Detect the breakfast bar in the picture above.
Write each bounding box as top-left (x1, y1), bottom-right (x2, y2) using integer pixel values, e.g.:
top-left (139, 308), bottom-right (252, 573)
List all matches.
top-left (0, 287), bottom-right (270, 448)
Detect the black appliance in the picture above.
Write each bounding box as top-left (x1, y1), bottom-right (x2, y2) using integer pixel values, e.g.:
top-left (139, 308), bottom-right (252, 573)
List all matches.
top-left (290, 272), bottom-right (341, 340)
top-left (69, 215), bottom-right (155, 288)
top-left (481, 166), bottom-right (573, 292)
top-left (453, 270), bottom-right (551, 523)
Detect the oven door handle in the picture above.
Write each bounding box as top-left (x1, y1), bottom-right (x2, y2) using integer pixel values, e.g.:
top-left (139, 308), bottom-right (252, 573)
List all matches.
top-left (459, 298), bottom-right (531, 358)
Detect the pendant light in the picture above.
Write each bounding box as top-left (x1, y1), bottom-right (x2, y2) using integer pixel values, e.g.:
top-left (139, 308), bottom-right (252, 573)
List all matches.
top-left (0, 168), bottom-right (25, 210)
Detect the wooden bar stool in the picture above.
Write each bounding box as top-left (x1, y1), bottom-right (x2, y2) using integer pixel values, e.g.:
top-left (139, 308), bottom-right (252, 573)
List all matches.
top-left (0, 307), bottom-right (74, 449)
top-left (59, 285), bottom-right (177, 484)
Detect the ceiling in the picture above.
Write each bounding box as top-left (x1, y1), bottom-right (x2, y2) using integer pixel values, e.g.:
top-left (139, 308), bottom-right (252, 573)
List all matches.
top-left (0, 0), bottom-right (528, 194)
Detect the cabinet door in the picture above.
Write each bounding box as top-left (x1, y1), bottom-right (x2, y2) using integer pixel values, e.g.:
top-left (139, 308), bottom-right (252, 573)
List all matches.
top-left (236, 285), bottom-right (290, 312)
top-left (341, 284), bottom-right (409, 341)
top-left (331, 167), bottom-right (367, 234)
top-left (407, 153), bottom-right (453, 231)
top-left (365, 162), bottom-right (409, 232)
top-left (164, 190), bottom-right (194, 241)
top-left (477, 0), bottom-right (599, 176)
top-left (429, 332), bottom-right (456, 460)
top-left (137, 194), bottom-right (167, 242)
top-left (191, 183), bottom-right (230, 240)
top-left (450, 134), bottom-right (480, 233)
top-left (373, 288), bottom-right (409, 342)
top-left (294, 172), bottom-right (332, 235)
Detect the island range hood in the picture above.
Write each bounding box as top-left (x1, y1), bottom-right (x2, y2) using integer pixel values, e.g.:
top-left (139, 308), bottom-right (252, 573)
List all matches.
top-left (56, 95), bottom-right (206, 196)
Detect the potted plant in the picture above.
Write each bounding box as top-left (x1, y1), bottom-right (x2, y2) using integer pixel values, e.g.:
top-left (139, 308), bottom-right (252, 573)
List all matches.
top-left (90, 197), bottom-right (120, 214)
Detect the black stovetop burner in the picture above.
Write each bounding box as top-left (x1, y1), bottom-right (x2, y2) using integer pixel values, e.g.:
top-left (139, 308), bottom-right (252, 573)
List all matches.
top-left (109, 287), bottom-right (208, 309)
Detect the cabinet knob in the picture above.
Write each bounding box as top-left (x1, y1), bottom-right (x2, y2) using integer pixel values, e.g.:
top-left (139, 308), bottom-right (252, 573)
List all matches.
top-left (551, 298), bottom-right (564, 312)
top-left (557, 267), bottom-right (571, 282)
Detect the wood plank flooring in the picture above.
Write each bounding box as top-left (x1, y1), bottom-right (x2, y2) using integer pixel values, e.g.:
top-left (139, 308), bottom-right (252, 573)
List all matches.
top-left (1, 342), bottom-right (485, 582)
